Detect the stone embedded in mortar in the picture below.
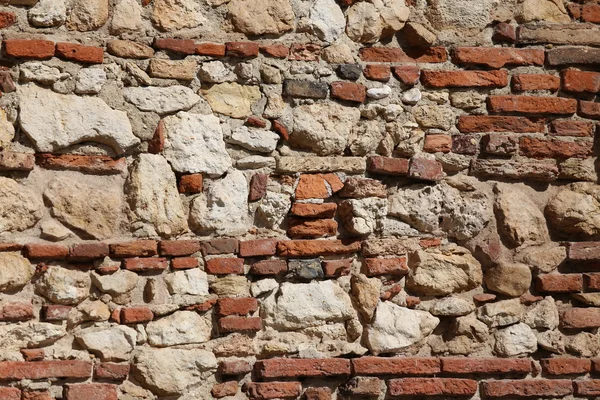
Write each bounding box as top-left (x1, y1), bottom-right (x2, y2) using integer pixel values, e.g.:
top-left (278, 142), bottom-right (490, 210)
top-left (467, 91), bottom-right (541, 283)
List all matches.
top-left (484, 261), bottom-right (532, 298)
top-left (28, 0), bottom-right (67, 27)
top-left (199, 61), bottom-right (235, 83)
top-left (0, 177), bottom-right (42, 234)
top-left (516, 0), bottom-right (570, 23)
top-left (228, 0), bottom-right (294, 36)
top-left (256, 191), bottom-right (292, 229)
top-left (413, 105), bottom-right (455, 131)
top-left (350, 274), bottom-right (381, 322)
top-left (91, 269), bottom-right (139, 297)
top-left (162, 112), bottom-right (232, 177)
top-left (152, 0), bottom-right (206, 31)
top-left (19, 84), bottom-right (139, 155)
top-left (76, 325), bottom-right (137, 361)
top-left (339, 198), bottom-right (388, 236)
top-left (477, 298), bottom-right (524, 327)
top-left (524, 296), bottom-right (559, 330)
top-left (228, 126), bottom-right (280, 154)
top-left (36, 266), bottom-right (91, 305)
top-left (517, 243), bottom-right (566, 273)
top-left (202, 82), bottom-right (261, 119)
top-left (304, 0), bottom-right (345, 42)
top-left (75, 68), bottom-right (107, 94)
top-left (67, 0), bottom-right (109, 31)
top-left (20, 62), bottom-right (68, 85)
top-left (0, 322), bottom-right (66, 350)
top-left (546, 182), bottom-right (600, 239)
top-left (430, 297), bottom-right (475, 317)
top-left (0, 109), bottom-right (14, 149)
top-left (124, 86), bottom-right (200, 115)
top-left (146, 311), bottom-right (212, 347)
top-left (346, 0), bottom-right (409, 43)
top-left (365, 301), bottom-right (440, 355)
top-left (494, 322), bottom-right (538, 357)
top-left (126, 154), bottom-right (189, 237)
top-left (0, 252), bottom-right (34, 292)
top-left (111, 0), bottom-right (143, 34)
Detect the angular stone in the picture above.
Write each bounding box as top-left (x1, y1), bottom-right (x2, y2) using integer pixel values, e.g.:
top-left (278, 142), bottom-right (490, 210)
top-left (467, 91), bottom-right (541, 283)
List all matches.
top-left (199, 61), bottom-right (235, 83)
top-left (305, 0), bottom-right (345, 42)
top-left (0, 109), bottom-right (14, 148)
top-left (477, 299), bottom-right (524, 328)
top-left (228, 0), bottom-right (294, 35)
top-left (164, 269), bottom-right (209, 296)
top-left (76, 326), bottom-right (137, 361)
top-left (162, 112), bottom-right (232, 177)
top-left (67, 0), bottom-right (108, 31)
top-left (351, 274), bottom-right (381, 322)
top-left (148, 59), bottom-right (196, 80)
top-left (517, 0), bottom-right (569, 23)
top-left (430, 297), bottom-right (475, 317)
top-left (546, 183), bottom-right (600, 238)
top-left (0, 322), bottom-right (66, 351)
top-left (202, 82), bottom-right (261, 119)
top-left (75, 68), bottom-right (106, 94)
top-left (277, 157), bottom-right (366, 174)
top-left (484, 262), bottom-right (532, 297)
top-left (494, 323), bottom-right (537, 357)
top-left (470, 159), bottom-right (559, 182)
top-left (339, 198), bottom-right (387, 236)
top-left (126, 154), bottom-right (188, 237)
top-left (228, 126), bottom-right (280, 153)
top-left (124, 86), bottom-right (200, 115)
top-left (28, 0), bottom-right (67, 27)
top-left (524, 296), bottom-right (559, 330)
top-left (91, 269), bottom-right (138, 297)
top-left (147, 311), bottom-right (211, 347)
top-left (0, 177), bottom-right (42, 234)
top-left (256, 192), bottom-right (292, 229)
top-left (36, 266), bottom-right (91, 305)
top-left (19, 84), bottom-right (138, 155)
top-left (152, 0), bottom-right (205, 31)
top-left (110, 0), bottom-right (142, 34)
top-left (0, 252), bottom-right (34, 292)
top-left (413, 106), bottom-right (455, 130)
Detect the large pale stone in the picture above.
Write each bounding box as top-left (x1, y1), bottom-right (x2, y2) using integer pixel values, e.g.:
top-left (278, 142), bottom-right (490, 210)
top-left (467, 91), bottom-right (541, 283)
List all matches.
top-left (413, 106), bottom-right (455, 131)
top-left (305, 0), bottom-right (345, 42)
top-left (165, 269), bottom-right (209, 296)
top-left (0, 109), bottom-right (14, 148)
top-left (91, 270), bottom-right (138, 296)
top-left (44, 178), bottom-right (122, 240)
top-left (133, 349), bottom-right (217, 395)
top-left (126, 154), bottom-right (188, 237)
top-left (517, 0), bottom-right (570, 23)
top-left (477, 299), bottom-right (524, 327)
top-left (67, 0), bottom-right (109, 31)
top-left (366, 302), bottom-right (439, 355)
top-left (494, 323), bottom-right (537, 357)
top-left (426, 0), bottom-right (495, 29)
top-left (28, 0), bottom-right (67, 27)
top-left (430, 297), bottom-right (475, 317)
top-left (524, 297), bottom-right (559, 330)
top-left (484, 262), bottom-right (532, 298)
top-left (264, 281), bottom-right (355, 330)
top-left (124, 86), bottom-right (200, 115)
top-left (495, 184), bottom-right (549, 247)
top-left (339, 198), bottom-right (388, 236)
top-left (20, 62), bottom-right (68, 85)
top-left (163, 112), bottom-right (232, 177)
top-left (256, 191), bottom-right (292, 229)
top-left (546, 183), bottom-right (600, 239)
top-left (147, 311), bottom-right (212, 347)
top-left (111, 0), bottom-right (143, 34)
top-left (210, 276), bottom-right (250, 297)
top-left (76, 326), bottom-right (137, 361)
top-left (291, 103), bottom-right (361, 156)
top-left (152, 0), bottom-right (206, 31)
top-left (190, 169), bottom-right (249, 235)
top-left (0, 177), bottom-right (42, 234)
top-left (36, 266), bottom-right (91, 305)
top-left (0, 322), bottom-right (65, 350)
top-left (75, 68), bottom-right (107, 95)
top-left (19, 85), bottom-right (138, 154)
top-left (228, 0), bottom-right (294, 36)
top-left (228, 126), bottom-right (280, 154)
top-left (202, 82), bottom-right (261, 119)
top-left (407, 245), bottom-right (482, 296)
top-left (346, 2), bottom-right (382, 43)
top-left (0, 252), bottom-right (34, 292)
top-left (518, 243), bottom-right (567, 273)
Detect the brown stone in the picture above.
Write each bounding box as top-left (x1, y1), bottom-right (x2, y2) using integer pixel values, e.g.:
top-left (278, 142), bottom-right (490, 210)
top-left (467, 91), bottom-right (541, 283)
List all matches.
top-left (248, 173), bottom-right (267, 201)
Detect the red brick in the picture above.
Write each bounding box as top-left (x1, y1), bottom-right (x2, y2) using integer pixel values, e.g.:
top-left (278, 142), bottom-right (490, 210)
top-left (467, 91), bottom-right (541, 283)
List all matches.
top-left (330, 81), bottom-right (366, 103)
top-left (0, 388), bottom-right (20, 400)
top-left (35, 154), bottom-right (126, 174)
top-left (272, 120), bottom-right (289, 140)
top-left (24, 243), bottom-right (68, 259)
top-left (585, 273), bottom-right (600, 291)
top-left (579, 100), bottom-right (600, 120)
top-left (206, 258), bottom-right (244, 274)
top-left (352, 357), bottom-right (440, 376)
top-left (277, 240), bottom-right (360, 257)
top-left (457, 115), bottom-right (545, 133)
top-left (364, 257), bottom-right (408, 276)
top-left (196, 43), bottom-right (226, 56)
top-left (218, 316), bottom-right (262, 333)
top-left (290, 203), bottom-right (337, 219)
top-left (322, 259), bottom-right (352, 277)
top-left (550, 120), bottom-right (594, 137)
top-left (453, 47), bottom-right (544, 68)
top-left (536, 273), bottom-right (583, 293)
top-left (287, 219), bottom-right (337, 239)
top-left (3, 39), bottom-right (54, 59)
top-left (178, 174), bottom-right (203, 193)
top-left (363, 64), bottom-right (390, 81)
top-left (488, 96), bottom-right (578, 115)
top-left (56, 42), bottom-right (103, 63)
top-left (423, 134), bottom-right (452, 153)
top-left (219, 359), bottom-right (253, 375)
top-left (0, 360), bottom-right (91, 380)
top-left (519, 137), bottom-right (592, 159)
top-left (304, 387), bottom-right (332, 400)
top-left (392, 65), bottom-right (420, 85)
top-left (512, 74), bottom-right (561, 91)
top-left (246, 116), bottom-right (267, 128)
top-left (110, 240), bottom-right (158, 257)
top-left (0, 243), bottom-right (22, 252)
top-left (0, 11), bottom-right (15, 29)
top-left (562, 308), bottom-right (600, 328)
top-left (569, 3), bottom-right (582, 19)
top-left (408, 158), bottom-right (444, 181)
top-left (367, 156), bottom-right (409, 176)
top-left (289, 43), bottom-right (321, 61)
top-left (249, 173), bottom-right (268, 202)
top-left (239, 239), bottom-right (278, 257)
top-left (441, 358), bottom-right (531, 375)
top-left (217, 297), bottom-right (258, 317)
top-left (422, 70), bottom-right (508, 88)
top-left (201, 238), bottom-right (239, 255)
top-left (360, 46), bottom-right (447, 63)
top-left (255, 358), bottom-right (351, 379)
top-left (94, 363), bottom-right (130, 380)
top-left (260, 44), bottom-right (289, 58)
top-left (493, 22), bottom-right (516, 42)
top-left (65, 383), bottom-right (117, 400)
top-left (0, 302), bottom-right (33, 322)
top-left (22, 391), bottom-right (51, 400)
top-left (481, 380), bottom-right (573, 398)
top-left (250, 259), bottom-right (287, 275)
top-left (69, 242), bottom-right (109, 261)
top-left (389, 378), bottom-right (477, 397)
top-left (20, 349), bottom-right (44, 362)
top-left (0, 152), bottom-right (35, 171)
top-left (226, 42), bottom-right (259, 57)
top-left (159, 240), bottom-right (201, 256)
top-left (123, 257), bottom-right (168, 272)
top-left (170, 257), bottom-right (199, 269)
top-left (185, 299), bottom-right (217, 312)
top-left (541, 358), bottom-right (591, 375)
top-left (562, 69), bottom-right (600, 93)
top-left (212, 382), bottom-right (238, 398)
top-left (452, 135), bottom-right (479, 155)
top-left (120, 307), bottom-right (153, 324)
top-left (41, 305), bottom-right (71, 321)
top-left (295, 174), bottom-right (332, 200)
top-left (583, 3), bottom-right (600, 22)
top-left (569, 241), bottom-right (600, 261)
top-left (245, 382), bottom-right (301, 399)
top-left (154, 38), bottom-right (195, 54)
top-left (575, 380), bottom-right (600, 396)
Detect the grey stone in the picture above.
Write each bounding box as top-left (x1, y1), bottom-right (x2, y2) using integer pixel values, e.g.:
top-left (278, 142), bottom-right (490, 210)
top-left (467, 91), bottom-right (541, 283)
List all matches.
top-left (124, 86), bottom-right (200, 115)
top-left (287, 259), bottom-right (324, 281)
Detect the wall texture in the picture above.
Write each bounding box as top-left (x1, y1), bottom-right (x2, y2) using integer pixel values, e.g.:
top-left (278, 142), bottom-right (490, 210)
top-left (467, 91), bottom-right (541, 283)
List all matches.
top-left (0, 0), bottom-right (599, 399)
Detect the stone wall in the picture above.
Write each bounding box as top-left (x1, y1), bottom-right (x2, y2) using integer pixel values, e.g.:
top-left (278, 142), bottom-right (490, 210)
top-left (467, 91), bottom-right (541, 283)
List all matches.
top-left (0, 0), bottom-right (599, 399)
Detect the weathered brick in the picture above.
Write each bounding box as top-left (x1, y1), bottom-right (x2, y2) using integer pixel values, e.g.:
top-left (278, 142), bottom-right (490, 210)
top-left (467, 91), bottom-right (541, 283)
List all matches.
top-left (159, 240), bottom-right (201, 256)
top-left (541, 358), bottom-right (591, 375)
top-left (481, 380), bottom-right (573, 398)
top-left (359, 46), bottom-right (447, 63)
top-left (441, 358), bottom-right (531, 375)
top-left (226, 42), bottom-right (259, 57)
top-left (212, 381), bottom-right (237, 398)
top-left (196, 43), bottom-right (226, 56)
top-left (470, 159), bottom-right (559, 182)
top-left (219, 359), bottom-right (253, 375)
top-left (65, 383), bottom-right (117, 400)
top-left (94, 363), bottom-right (130, 380)
top-left (452, 135), bottom-right (480, 155)
top-left (170, 257), bottom-right (199, 270)
top-left (277, 240), bottom-right (360, 257)
top-left (363, 64), bottom-right (390, 81)
top-left (569, 242), bottom-right (600, 261)
top-left (120, 307), bottom-right (153, 324)
top-left (24, 243), bottom-right (69, 259)
top-left (154, 38), bottom-right (195, 54)
top-left (575, 380), bottom-right (600, 396)
top-left (35, 154), bottom-right (126, 174)
top-left (562, 308), bottom-right (600, 328)
top-left (518, 24), bottom-right (600, 46)
top-left (0, 11), bottom-right (15, 28)
top-left (178, 174), bottom-right (203, 194)
top-left (69, 242), bottom-right (109, 261)
top-left (20, 349), bottom-right (44, 362)
top-left (218, 316), bottom-right (262, 333)
top-left (272, 120), bottom-right (289, 140)
top-left (457, 115), bottom-right (545, 133)
top-left (289, 43), bottom-right (321, 61)
top-left (249, 173), bottom-right (268, 202)
top-left (537, 274), bottom-right (583, 293)
top-left (239, 239), bottom-right (278, 257)
top-left (579, 100), bottom-right (600, 119)
top-left (283, 80), bottom-right (328, 99)
top-left (0, 152), bottom-right (35, 171)
top-left (250, 259), bottom-right (287, 275)
top-left (453, 47), bottom-right (544, 68)
top-left (256, 358), bottom-right (351, 379)
top-left (487, 96), bottom-right (578, 115)
top-left (290, 203), bottom-right (337, 219)
top-left (341, 377), bottom-right (381, 396)
top-left (583, 3), bottom-right (600, 22)
top-left (392, 65), bottom-right (420, 85)
top-left (364, 257), bottom-right (408, 276)
top-left (41, 305), bottom-right (71, 321)
top-left (205, 258), bottom-right (244, 275)
top-left (288, 219), bottom-right (337, 238)
top-left (56, 43), bottom-right (104, 63)
top-left (3, 39), bottom-right (54, 59)
top-left (330, 81), bottom-right (366, 103)
top-left (493, 22), bottom-right (516, 42)
top-left (550, 119), bottom-right (594, 136)
top-left (110, 240), bottom-right (158, 257)
top-left (0, 302), bottom-right (33, 322)
top-left (245, 382), bottom-right (301, 399)
top-left (352, 357), bottom-right (440, 376)
top-left (123, 257), bottom-right (168, 272)
top-left (422, 70), bottom-right (508, 88)
top-left (562, 69), bottom-right (600, 93)
top-left (295, 173), bottom-right (342, 200)
top-left (217, 298), bottom-right (258, 317)
top-left (0, 388), bottom-right (20, 400)
top-left (321, 259), bottom-right (351, 277)
top-left (201, 238), bottom-right (239, 255)
top-left (512, 74), bottom-right (561, 91)
top-left (0, 360), bottom-right (91, 380)
top-left (408, 158), bottom-right (444, 181)
top-left (21, 391), bottom-right (50, 400)
top-left (367, 156), bottom-right (409, 176)
top-left (388, 378), bottom-right (477, 397)
top-left (423, 134), bottom-right (452, 153)
top-left (260, 44), bottom-right (289, 58)
top-left (519, 137), bottom-right (593, 159)
top-left (547, 46), bottom-right (600, 66)
top-left (304, 387), bottom-right (332, 400)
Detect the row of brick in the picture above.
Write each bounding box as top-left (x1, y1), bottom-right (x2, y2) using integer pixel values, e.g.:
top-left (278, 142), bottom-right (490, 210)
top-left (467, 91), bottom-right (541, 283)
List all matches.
top-left (0, 384), bottom-right (117, 400)
top-left (538, 273), bottom-right (600, 293)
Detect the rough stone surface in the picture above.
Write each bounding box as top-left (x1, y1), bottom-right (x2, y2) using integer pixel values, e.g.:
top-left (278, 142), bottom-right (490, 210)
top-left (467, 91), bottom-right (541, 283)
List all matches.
top-left (546, 183), bottom-right (600, 239)
top-left (0, 177), bottom-right (42, 234)
top-left (228, 0), bottom-right (294, 36)
top-left (0, 252), bottom-right (34, 292)
top-left (36, 266), bottom-right (91, 305)
top-left (124, 86), bottom-right (200, 115)
top-left (67, 0), bottom-right (109, 31)
top-left (484, 262), bottom-right (532, 297)
top-left (146, 311), bottom-right (211, 347)
top-left (76, 326), bottom-right (137, 361)
top-left (152, 0), bottom-right (205, 31)
top-left (202, 83), bottom-right (261, 119)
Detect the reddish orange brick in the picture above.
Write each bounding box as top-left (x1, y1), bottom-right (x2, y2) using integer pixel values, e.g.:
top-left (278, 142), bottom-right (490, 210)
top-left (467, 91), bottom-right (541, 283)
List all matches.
top-left (123, 257), bottom-right (168, 272)
top-left (56, 42), bottom-right (104, 63)
top-left (488, 96), bottom-right (578, 115)
top-left (159, 240), bottom-right (201, 256)
top-left (519, 137), bottom-right (592, 159)
top-left (583, 3), bottom-right (600, 22)
top-left (277, 240), bottom-right (360, 257)
top-left (226, 42), bottom-right (259, 57)
top-left (0, 388), bottom-right (20, 400)
top-left (94, 363), bottom-right (130, 380)
top-left (562, 308), bottom-right (600, 329)
top-left (453, 47), bottom-right (544, 68)
top-left (0, 11), bottom-right (15, 29)
top-left (110, 240), bottom-right (158, 257)
top-left (481, 380), bottom-right (573, 398)
top-left (562, 69), bottom-right (600, 93)
top-left (550, 120), bottom-right (594, 137)
top-left (69, 243), bottom-right (109, 261)
top-left (295, 174), bottom-right (329, 199)
top-left (392, 65), bottom-right (420, 85)
top-left (0, 360), bottom-right (91, 380)
top-left (219, 359), bottom-right (253, 375)
top-left (457, 115), bottom-right (545, 133)
top-left (330, 81), bottom-right (367, 103)
top-left (363, 64), bottom-right (390, 81)
top-left (178, 174), bottom-right (203, 193)
top-left (367, 156), bottom-right (409, 176)
top-left (249, 259), bottom-right (287, 275)
top-left (512, 74), bottom-right (561, 91)
top-left (260, 44), bottom-right (289, 58)
top-left (218, 316), bottom-right (262, 333)
top-left (41, 305), bottom-right (71, 321)
top-left (245, 382), bottom-right (301, 399)
top-left (352, 357), bottom-right (440, 376)
top-left (441, 358), bottom-right (531, 375)
top-left (217, 298), bottom-right (258, 317)
top-left (364, 257), bottom-right (408, 276)
top-left (389, 378), bottom-right (477, 397)
top-left (120, 307), bottom-right (153, 324)
top-left (290, 203), bottom-right (337, 219)
top-left (287, 219), bottom-right (338, 238)
top-left (304, 387), bottom-right (332, 400)
top-left (537, 274), bottom-right (583, 293)
top-left (322, 259), bottom-right (352, 277)
top-left (154, 38), bottom-right (195, 54)
top-left (170, 257), bottom-right (199, 269)
top-left (239, 239), bottom-right (278, 257)
top-left (35, 154), bottom-right (126, 174)
top-left (3, 39), bottom-right (54, 59)
top-left (0, 302), bottom-right (33, 322)
top-left (422, 70), bottom-right (508, 88)
top-left (22, 391), bottom-right (51, 400)
top-left (20, 349), bottom-right (44, 362)
top-left (196, 43), bottom-right (226, 56)
top-left (575, 380), bottom-right (600, 396)
top-left (65, 383), bottom-right (117, 400)
top-left (541, 358), bottom-right (591, 375)
top-left (579, 100), bottom-right (600, 120)
top-left (255, 358), bottom-right (351, 379)
top-left (24, 243), bottom-right (68, 259)
top-left (359, 47), bottom-right (447, 63)
top-left (424, 134), bottom-right (452, 153)
top-left (205, 258), bottom-right (244, 274)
